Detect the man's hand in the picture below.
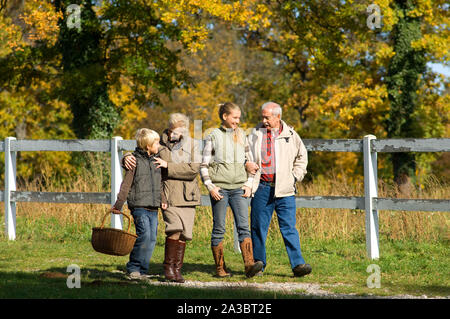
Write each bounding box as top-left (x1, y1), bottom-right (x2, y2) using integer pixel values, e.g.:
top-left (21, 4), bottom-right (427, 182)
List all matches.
top-left (245, 161), bottom-right (259, 175)
top-left (242, 186), bottom-right (251, 198)
top-left (161, 203), bottom-right (168, 210)
top-left (209, 186), bottom-right (224, 201)
top-left (154, 157), bottom-right (168, 169)
top-left (124, 154), bottom-right (137, 170)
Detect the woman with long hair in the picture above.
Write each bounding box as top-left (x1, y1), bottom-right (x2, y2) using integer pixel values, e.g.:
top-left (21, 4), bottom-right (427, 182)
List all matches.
top-left (200, 102), bottom-right (263, 278)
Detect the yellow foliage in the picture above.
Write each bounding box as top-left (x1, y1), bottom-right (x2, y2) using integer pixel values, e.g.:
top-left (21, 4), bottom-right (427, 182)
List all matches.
top-left (154, 0), bottom-right (271, 52)
top-left (0, 15), bottom-right (24, 55)
top-left (0, 79), bottom-right (76, 180)
top-left (412, 34), bottom-right (450, 61)
top-left (110, 77), bottom-right (148, 139)
top-left (306, 82), bottom-right (389, 137)
top-left (20, 0), bottom-right (62, 45)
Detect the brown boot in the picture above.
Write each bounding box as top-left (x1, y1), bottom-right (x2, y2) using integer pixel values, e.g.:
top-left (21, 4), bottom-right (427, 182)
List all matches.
top-left (173, 240), bottom-right (186, 283)
top-left (240, 237), bottom-right (264, 278)
top-left (163, 238), bottom-right (178, 281)
top-left (211, 242), bottom-right (231, 278)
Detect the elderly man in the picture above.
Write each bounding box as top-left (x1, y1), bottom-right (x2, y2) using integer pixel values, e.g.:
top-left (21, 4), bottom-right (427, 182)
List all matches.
top-left (123, 113), bottom-right (201, 283)
top-left (243, 102), bottom-right (312, 277)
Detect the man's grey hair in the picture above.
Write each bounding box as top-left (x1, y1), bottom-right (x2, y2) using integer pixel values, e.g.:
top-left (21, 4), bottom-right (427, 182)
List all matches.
top-left (261, 102), bottom-right (282, 118)
top-left (168, 113), bottom-right (189, 129)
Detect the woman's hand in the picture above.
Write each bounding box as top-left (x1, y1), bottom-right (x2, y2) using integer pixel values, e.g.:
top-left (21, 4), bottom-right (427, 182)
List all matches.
top-left (210, 186), bottom-right (224, 201)
top-left (161, 203), bottom-right (168, 210)
top-left (124, 154), bottom-right (137, 170)
top-left (154, 157), bottom-right (168, 169)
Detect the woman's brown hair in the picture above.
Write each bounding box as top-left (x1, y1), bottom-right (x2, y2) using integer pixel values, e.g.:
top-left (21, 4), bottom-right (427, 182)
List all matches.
top-left (218, 102), bottom-right (240, 122)
top-left (218, 102), bottom-right (243, 144)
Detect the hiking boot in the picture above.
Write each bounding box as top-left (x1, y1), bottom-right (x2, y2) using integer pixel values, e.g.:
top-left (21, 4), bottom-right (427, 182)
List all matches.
top-left (292, 263), bottom-right (312, 277)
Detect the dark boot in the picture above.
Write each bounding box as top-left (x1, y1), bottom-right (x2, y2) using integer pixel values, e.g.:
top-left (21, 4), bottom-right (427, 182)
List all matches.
top-left (240, 237), bottom-right (264, 278)
top-left (292, 263), bottom-right (312, 277)
top-left (211, 242), bottom-right (231, 278)
top-left (163, 238), bottom-right (178, 281)
top-left (173, 240), bottom-right (186, 283)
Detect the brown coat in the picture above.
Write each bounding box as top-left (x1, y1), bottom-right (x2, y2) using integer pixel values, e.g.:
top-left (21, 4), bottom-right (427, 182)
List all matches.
top-left (159, 130), bottom-right (201, 207)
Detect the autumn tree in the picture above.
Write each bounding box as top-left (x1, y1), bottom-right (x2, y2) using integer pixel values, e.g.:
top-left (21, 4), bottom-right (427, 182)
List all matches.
top-left (384, 0), bottom-right (447, 192)
top-left (138, 20), bottom-right (286, 136)
top-left (237, 0), bottom-right (390, 181)
top-left (1, 0), bottom-right (447, 185)
top-left (236, 0), bottom-right (449, 185)
top-left (0, 0), bottom-right (267, 180)
top-left (0, 0), bottom-right (76, 182)
top-left (54, 0), bottom-right (119, 140)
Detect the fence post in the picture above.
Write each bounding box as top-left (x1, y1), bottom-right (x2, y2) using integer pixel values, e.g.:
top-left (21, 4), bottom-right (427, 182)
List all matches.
top-left (111, 136), bottom-right (123, 229)
top-left (363, 135), bottom-right (379, 259)
top-left (5, 137), bottom-right (17, 240)
top-left (233, 221), bottom-right (241, 253)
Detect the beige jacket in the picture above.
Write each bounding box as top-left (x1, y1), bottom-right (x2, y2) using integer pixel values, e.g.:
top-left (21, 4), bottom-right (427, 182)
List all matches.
top-left (243, 120), bottom-right (308, 197)
top-left (159, 130), bottom-right (201, 207)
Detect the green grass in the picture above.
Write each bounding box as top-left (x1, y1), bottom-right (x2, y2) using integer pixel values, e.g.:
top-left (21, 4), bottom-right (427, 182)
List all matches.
top-left (0, 213), bottom-right (449, 299)
top-left (1, 155), bottom-right (448, 299)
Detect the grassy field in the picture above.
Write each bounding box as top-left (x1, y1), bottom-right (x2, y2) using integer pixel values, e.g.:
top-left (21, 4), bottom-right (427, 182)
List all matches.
top-left (0, 168), bottom-right (449, 299)
top-left (0, 206), bottom-right (448, 299)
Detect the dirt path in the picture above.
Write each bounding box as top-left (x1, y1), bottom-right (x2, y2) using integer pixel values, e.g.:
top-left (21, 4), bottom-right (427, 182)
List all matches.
top-left (136, 276), bottom-right (448, 299)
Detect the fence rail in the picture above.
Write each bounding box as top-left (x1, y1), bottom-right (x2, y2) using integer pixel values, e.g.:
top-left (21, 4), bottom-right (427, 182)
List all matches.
top-left (2, 137), bottom-right (450, 153)
top-left (4, 192), bottom-right (448, 212)
top-left (2, 136), bottom-right (450, 259)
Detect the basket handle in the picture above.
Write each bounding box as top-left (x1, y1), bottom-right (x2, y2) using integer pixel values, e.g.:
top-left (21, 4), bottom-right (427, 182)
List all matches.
top-left (101, 209), bottom-right (133, 233)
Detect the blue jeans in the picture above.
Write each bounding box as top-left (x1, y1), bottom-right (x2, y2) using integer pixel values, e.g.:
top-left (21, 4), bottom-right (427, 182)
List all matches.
top-left (250, 183), bottom-right (306, 270)
top-left (126, 208), bottom-right (158, 275)
top-left (210, 188), bottom-right (251, 247)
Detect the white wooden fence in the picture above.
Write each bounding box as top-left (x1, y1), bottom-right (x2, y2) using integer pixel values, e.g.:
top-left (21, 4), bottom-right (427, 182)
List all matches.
top-left (1, 135), bottom-right (450, 260)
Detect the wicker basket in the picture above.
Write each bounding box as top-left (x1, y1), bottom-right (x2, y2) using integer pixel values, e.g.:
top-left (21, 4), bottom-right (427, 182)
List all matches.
top-left (91, 211), bottom-right (137, 256)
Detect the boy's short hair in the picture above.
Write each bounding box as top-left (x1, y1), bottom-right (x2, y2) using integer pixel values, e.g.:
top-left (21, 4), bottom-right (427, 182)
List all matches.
top-left (135, 128), bottom-right (159, 150)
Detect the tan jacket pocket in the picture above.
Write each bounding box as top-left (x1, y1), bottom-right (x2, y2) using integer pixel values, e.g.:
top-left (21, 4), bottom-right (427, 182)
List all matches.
top-left (183, 181), bottom-right (199, 202)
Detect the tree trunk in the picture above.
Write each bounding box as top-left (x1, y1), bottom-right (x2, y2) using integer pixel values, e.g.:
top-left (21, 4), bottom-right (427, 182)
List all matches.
top-left (385, 0), bottom-right (426, 194)
top-left (55, 0), bottom-right (120, 139)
